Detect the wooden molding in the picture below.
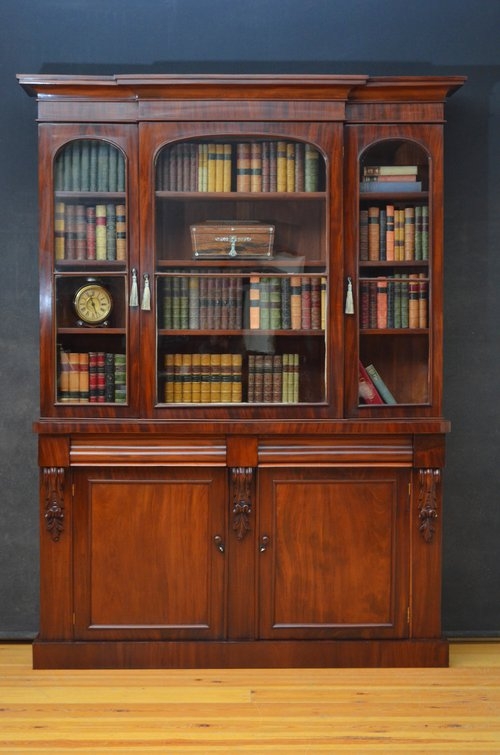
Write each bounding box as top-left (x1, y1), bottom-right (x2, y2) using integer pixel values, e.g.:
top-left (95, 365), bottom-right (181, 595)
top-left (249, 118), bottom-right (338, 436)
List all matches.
top-left (417, 468), bottom-right (440, 543)
top-left (231, 467), bottom-right (254, 541)
top-left (42, 467), bottom-right (65, 542)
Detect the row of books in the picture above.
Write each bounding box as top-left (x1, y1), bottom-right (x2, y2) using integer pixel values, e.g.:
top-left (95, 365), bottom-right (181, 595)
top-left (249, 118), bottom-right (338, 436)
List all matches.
top-left (360, 205), bottom-right (428, 262)
top-left (162, 352), bottom-right (300, 404)
top-left (55, 202), bottom-right (126, 262)
top-left (359, 164), bottom-right (422, 193)
top-left (249, 275), bottom-right (326, 330)
top-left (160, 275), bottom-right (327, 331)
top-left (248, 353), bottom-right (299, 403)
top-left (156, 141), bottom-right (321, 193)
top-left (161, 277), bottom-right (243, 330)
top-left (358, 361), bottom-right (397, 405)
top-left (163, 353), bottom-right (242, 404)
top-left (360, 275), bottom-right (428, 330)
top-left (58, 351), bottom-right (126, 403)
top-left (55, 140), bottom-right (125, 193)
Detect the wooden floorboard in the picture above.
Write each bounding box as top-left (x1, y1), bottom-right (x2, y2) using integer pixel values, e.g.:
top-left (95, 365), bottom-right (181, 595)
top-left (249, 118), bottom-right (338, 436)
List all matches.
top-left (0, 642), bottom-right (499, 753)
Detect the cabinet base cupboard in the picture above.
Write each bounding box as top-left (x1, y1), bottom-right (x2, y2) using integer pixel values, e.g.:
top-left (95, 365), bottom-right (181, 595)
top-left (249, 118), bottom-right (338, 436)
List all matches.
top-left (19, 73), bottom-right (465, 669)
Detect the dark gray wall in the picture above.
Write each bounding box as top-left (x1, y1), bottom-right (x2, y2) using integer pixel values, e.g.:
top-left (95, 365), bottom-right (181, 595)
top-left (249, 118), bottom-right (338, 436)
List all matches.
top-left (0, 0), bottom-right (498, 638)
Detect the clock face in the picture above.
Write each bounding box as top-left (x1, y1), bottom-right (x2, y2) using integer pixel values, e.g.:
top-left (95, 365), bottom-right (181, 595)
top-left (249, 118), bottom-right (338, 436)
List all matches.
top-left (74, 284), bottom-right (113, 325)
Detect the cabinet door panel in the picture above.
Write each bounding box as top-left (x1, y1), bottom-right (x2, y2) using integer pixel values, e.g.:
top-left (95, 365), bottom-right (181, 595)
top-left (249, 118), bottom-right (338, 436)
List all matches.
top-left (73, 468), bottom-right (226, 640)
top-left (258, 468), bottom-right (410, 639)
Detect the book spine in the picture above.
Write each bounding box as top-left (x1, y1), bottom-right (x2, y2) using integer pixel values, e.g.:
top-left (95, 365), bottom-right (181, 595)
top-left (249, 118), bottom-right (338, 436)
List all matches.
top-left (422, 205), bottom-right (429, 259)
top-left (64, 204), bottom-right (76, 260)
top-left (385, 204), bottom-right (395, 260)
top-left (261, 141), bottom-right (270, 192)
top-left (294, 142), bottom-right (305, 192)
top-left (114, 353), bottom-right (126, 403)
top-left (97, 143), bottom-right (108, 192)
top-left (58, 350), bottom-right (70, 402)
top-left (207, 143), bottom-right (217, 192)
top-left (95, 205), bottom-right (107, 260)
top-left (310, 277), bottom-right (321, 330)
top-left (301, 277), bottom-right (311, 330)
top-left (269, 141), bottom-right (277, 192)
top-left (290, 276), bottom-right (302, 330)
top-left (250, 142), bottom-right (262, 193)
top-left (163, 354), bottom-right (174, 402)
top-left (210, 354), bottom-right (221, 402)
top-left (281, 277), bottom-right (291, 329)
top-left (358, 361), bottom-right (384, 404)
top-left (363, 165), bottom-right (418, 176)
top-left (272, 355), bottom-right (282, 403)
top-left (200, 354), bottom-right (211, 403)
top-left (108, 145), bottom-right (118, 192)
top-left (259, 277), bottom-right (270, 330)
top-left (368, 206), bottom-right (380, 261)
top-left (115, 204), bottom-right (126, 261)
top-left (376, 277), bottom-right (388, 329)
top-left (231, 354), bottom-right (242, 403)
top-left (247, 355), bottom-right (255, 403)
top-left (106, 203), bottom-right (116, 260)
top-left (404, 206), bottom-right (415, 261)
top-left (89, 141), bottom-right (98, 191)
top-left (104, 352), bottom-right (115, 403)
top-left (419, 274), bottom-right (428, 328)
top-left (269, 277), bottom-right (281, 330)
top-left (359, 209), bottom-right (368, 261)
top-left (304, 144), bottom-right (319, 192)
top-left (365, 363), bottom-right (397, 404)
top-left (89, 352), bottom-right (98, 402)
top-left (188, 276), bottom-right (200, 330)
top-left (223, 144), bottom-right (232, 192)
top-left (191, 353), bottom-right (201, 403)
top-left (86, 206), bottom-right (96, 260)
top-left (263, 355), bottom-right (273, 402)
top-left (249, 275), bottom-right (260, 329)
top-left (281, 354), bottom-right (289, 402)
top-left (277, 141), bottom-right (287, 192)
top-left (408, 274), bottom-right (420, 328)
top-left (74, 204), bottom-right (87, 260)
top-left (236, 143), bottom-right (251, 192)
top-left (286, 142), bottom-right (295, 192)
top-left (181, 353), bottom-right (192, 403)
top-left (321, 277), bottom-right (327, 330)
top-left (54, 202), bottom-right (65, 260)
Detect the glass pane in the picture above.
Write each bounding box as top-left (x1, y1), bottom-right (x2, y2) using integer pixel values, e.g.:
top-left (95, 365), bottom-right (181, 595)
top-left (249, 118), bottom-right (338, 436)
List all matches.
top-left (358, 139), bottom-right (431, 407)
top-left (154, 137), bottom-right (328, 407)
top-left (54, 139), bottom-right (126, 265)
top-left (53, 139), bottom-right (129, 407)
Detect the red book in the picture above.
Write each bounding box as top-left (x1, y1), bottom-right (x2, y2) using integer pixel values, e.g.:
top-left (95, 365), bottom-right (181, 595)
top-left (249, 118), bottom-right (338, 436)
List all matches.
top-left (359, 361), bottom-right (383, 404)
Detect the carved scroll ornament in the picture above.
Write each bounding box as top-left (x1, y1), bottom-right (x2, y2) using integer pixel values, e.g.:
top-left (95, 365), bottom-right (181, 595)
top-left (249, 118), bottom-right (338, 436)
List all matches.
top-left (43, 467), bottom-right (65, 542)
top-left (418, 468), bottom-right (440, 543)
top-left (231, 467), bottom-right (254, 541)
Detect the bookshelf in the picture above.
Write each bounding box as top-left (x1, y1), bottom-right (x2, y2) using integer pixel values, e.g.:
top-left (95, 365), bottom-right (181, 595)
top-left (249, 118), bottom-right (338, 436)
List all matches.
top-left (19, 73), bottom-right (465, 669)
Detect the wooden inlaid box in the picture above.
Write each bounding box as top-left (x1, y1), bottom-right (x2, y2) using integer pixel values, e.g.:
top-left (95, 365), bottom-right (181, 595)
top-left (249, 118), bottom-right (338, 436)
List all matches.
top-left (191, 221), bottom-right (275, 259)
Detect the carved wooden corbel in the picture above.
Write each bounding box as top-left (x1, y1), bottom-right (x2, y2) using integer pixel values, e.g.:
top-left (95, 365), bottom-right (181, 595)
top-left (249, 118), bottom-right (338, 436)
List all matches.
top-left (43, 467), bottom-right (65, 542)
top-left (230, 467), bottom-right (254, 541)
top-left (418, 468), bottom-right (440, 543)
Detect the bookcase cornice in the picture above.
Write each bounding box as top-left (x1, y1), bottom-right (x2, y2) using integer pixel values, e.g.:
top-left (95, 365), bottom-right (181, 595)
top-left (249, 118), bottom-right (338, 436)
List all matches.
top-left (17, 73), bottom-right (369, 102)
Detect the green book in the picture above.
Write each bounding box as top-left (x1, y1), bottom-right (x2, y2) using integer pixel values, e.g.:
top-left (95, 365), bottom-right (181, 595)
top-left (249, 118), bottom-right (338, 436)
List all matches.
top-left (365, 364), bottom-right (397, 404)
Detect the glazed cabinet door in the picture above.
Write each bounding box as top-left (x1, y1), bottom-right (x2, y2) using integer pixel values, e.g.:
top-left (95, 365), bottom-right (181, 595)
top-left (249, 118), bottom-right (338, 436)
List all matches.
top-left (138, 121), bottom-right (343, 420)
top-left (72, 467), bottom-right (226, 640)
top-left (258, 467), bottom-right (410, 639)
top-left (344, 124), bottom-right (445, 418)
top-left (38, 124), bottom-right (140, 418)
